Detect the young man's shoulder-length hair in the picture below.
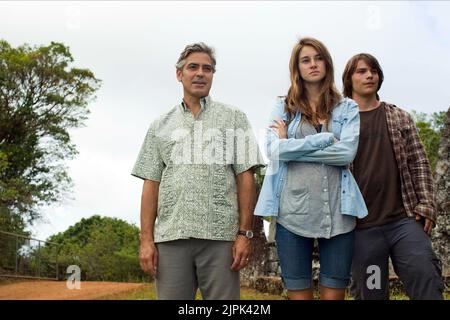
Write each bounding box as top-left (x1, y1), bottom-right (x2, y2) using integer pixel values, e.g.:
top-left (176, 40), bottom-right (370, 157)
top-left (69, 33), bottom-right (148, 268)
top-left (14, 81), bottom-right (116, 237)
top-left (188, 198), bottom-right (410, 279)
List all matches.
top-left (285, 37), bottom-right (341, 125)
top-left (342, 53), bottom-right (384, 99)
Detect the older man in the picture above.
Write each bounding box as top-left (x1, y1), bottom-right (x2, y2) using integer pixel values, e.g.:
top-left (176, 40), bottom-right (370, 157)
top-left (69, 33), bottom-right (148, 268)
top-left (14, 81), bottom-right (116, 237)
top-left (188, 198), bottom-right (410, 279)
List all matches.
top-left (131, 42), bottom-right (264, 300)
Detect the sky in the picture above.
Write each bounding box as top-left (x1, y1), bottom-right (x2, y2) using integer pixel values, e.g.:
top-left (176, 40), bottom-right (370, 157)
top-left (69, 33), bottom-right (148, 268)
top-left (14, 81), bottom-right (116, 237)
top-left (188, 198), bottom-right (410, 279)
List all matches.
top-left (1, 1), bottom-right (449, 241)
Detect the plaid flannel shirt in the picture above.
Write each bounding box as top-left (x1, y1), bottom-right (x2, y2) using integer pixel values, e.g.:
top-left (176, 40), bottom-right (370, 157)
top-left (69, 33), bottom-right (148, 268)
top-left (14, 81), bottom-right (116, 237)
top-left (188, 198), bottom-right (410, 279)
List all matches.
top-left (351, 103), bottom-right (437, 223)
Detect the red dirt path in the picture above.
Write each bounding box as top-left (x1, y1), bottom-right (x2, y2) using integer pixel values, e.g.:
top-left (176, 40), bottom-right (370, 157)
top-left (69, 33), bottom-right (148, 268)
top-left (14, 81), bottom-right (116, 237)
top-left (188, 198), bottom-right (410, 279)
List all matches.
top-left (0, 280), bottom-right (144, 300)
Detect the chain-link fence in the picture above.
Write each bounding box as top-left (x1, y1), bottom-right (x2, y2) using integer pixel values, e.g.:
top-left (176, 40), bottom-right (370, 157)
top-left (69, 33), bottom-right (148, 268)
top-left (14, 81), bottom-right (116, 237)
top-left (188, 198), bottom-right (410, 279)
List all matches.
top-left (0, 230), bottom-right (60, 280)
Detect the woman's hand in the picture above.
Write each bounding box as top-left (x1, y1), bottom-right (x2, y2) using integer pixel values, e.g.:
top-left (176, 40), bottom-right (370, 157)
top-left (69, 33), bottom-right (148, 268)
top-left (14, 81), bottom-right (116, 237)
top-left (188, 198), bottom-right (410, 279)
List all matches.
top-left (270, 118), bottom-right (288, 139)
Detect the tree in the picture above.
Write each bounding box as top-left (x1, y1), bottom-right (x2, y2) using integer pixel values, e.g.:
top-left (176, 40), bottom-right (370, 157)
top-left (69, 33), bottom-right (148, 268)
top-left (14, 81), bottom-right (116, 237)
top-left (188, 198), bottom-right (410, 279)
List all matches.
top-left (38, 215), bottom-right (147, 282)
top-left (0, 40), bottom-right (100, 233)
top-left (410, 110), bottom-right (446, 172)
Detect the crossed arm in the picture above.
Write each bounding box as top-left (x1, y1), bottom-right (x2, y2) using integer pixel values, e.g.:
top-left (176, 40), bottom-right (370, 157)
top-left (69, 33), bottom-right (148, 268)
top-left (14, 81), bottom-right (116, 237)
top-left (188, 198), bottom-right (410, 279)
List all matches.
top-left (268, 102), bottom-right (360, 166)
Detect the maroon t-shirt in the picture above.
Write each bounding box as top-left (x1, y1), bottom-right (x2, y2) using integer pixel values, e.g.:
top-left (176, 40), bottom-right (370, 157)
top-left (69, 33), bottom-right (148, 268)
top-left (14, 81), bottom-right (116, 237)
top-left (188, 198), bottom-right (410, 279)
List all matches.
top-left (352, 103), bottom-right (406, 229)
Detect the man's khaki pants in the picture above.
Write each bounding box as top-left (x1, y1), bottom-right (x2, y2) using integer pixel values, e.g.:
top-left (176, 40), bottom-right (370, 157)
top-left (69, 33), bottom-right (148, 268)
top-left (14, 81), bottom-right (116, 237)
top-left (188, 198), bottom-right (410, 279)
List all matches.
top-left (155, 238), bottom-right (240, 300)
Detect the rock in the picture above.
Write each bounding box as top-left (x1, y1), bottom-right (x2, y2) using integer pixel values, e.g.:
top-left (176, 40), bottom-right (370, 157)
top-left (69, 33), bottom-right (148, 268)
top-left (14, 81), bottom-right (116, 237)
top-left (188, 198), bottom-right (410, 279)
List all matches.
top-left (254, 276), bottom-right (284, 295)
top-left (432, 107), bottom-right (450, 280)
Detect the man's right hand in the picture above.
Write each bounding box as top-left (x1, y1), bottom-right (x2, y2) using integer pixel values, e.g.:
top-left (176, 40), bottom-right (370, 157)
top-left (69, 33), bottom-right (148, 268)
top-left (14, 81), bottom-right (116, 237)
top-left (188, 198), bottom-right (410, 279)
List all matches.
top-left (140, 241), bottom-right (158, 277)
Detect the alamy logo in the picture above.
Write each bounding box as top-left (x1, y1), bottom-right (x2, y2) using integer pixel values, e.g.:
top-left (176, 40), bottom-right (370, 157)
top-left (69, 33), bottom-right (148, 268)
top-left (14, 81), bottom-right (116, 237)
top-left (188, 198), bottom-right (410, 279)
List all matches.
top-left (66, 265), bottom-right (81, 290)
top-left (366, 265), bottom-right (381, 290)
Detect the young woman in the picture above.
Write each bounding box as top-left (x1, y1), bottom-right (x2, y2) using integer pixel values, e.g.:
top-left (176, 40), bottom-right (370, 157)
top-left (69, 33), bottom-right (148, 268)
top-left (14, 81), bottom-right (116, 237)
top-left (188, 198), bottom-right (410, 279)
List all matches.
top-left (255, 37), bottom-right (367, 300)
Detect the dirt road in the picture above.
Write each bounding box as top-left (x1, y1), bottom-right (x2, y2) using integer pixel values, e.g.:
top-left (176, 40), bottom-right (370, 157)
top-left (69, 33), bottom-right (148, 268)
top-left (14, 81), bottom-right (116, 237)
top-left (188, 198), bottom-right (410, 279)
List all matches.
top-left (0, 280), bottom-right (144, 300)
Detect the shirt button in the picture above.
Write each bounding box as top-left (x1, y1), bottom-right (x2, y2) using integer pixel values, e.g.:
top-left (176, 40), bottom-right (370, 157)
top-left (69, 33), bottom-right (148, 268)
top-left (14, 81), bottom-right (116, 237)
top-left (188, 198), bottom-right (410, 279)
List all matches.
top-left (324, 189), bottom-right (327, 192)
top-left (276, 194), bottom-right (280, 198)
top-left (344, 174), bottom-right (347, 178)
top-left (343, 190), bottom-right (346, 194)
top-left (325, 202), bottom-right (328, 205)
top-left (324, 176), bottom-right (327, 179)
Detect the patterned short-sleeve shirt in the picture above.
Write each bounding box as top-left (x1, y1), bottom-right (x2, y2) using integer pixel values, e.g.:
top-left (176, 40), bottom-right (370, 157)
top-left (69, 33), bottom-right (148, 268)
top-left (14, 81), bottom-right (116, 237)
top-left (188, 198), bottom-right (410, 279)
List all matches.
top-left (132, 96), bottom-right (265, 243)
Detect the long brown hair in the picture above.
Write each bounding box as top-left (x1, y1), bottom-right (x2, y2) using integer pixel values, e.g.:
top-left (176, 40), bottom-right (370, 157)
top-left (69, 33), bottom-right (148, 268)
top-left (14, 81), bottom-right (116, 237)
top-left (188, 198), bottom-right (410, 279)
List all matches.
top-left (285, 37), bottom-right (341, 126)
top-left (342, 53), bottom-right (384, 100)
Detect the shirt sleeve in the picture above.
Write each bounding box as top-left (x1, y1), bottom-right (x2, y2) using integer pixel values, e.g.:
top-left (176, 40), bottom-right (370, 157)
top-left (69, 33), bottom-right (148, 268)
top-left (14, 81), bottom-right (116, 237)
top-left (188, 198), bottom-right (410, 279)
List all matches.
top-left (131, 121), bottom-right (165, 181)
top-left (404, 113), bottom-right (437, 222)
top-left (265, 98), bottom-right (335, 161)
top-left (290, 98), bottom-right (360, 166)
top-left (232, 110), bottom-right (265, 175)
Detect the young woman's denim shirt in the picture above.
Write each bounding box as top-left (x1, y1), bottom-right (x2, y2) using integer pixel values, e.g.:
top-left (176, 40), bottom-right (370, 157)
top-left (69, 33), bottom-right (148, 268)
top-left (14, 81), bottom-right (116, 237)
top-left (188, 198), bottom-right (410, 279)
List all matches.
top-left (255, 97), bottom-right (368, 219)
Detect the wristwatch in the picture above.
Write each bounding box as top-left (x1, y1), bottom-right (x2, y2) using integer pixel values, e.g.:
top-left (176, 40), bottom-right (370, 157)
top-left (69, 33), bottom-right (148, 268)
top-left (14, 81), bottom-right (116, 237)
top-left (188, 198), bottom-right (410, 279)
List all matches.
top-left (237, 230), bottom-right (254, 239)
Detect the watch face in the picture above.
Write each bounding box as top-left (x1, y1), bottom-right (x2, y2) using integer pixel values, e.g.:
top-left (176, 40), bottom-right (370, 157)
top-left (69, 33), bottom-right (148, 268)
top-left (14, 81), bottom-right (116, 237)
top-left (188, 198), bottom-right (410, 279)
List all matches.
top-left (238, 230), bottom-right (253, 238)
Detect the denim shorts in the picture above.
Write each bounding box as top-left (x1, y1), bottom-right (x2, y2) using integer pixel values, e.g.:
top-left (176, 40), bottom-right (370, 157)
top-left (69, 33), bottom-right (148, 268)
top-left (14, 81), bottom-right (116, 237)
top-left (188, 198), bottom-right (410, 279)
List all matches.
top-left (275, 223), bottom-right (355, 290)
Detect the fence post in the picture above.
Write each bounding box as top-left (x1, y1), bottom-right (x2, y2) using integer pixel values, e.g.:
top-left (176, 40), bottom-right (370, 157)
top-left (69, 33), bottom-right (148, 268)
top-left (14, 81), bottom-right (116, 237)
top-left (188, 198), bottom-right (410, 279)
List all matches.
top-left (15, 234), bottom-right (18, 275)
top-left (55, 246), bottom-right (59, 281)
top-left (37, 241), bottom-right (41, 278)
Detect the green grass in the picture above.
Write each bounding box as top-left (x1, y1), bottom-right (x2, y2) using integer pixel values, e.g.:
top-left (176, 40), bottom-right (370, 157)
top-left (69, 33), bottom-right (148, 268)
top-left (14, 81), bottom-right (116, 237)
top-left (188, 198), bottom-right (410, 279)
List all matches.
top-left (101, 281), bottom-right (449, 300)
top-left (101, 283), bottom-right (156, 300)
top-left (100, 282), bottom-right (284, 300)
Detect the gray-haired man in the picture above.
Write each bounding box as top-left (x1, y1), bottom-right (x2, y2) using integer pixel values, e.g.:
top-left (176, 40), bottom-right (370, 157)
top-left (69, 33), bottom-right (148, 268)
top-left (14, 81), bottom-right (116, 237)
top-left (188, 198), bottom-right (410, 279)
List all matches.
top-left (132, 43), bottom-right (264, 299)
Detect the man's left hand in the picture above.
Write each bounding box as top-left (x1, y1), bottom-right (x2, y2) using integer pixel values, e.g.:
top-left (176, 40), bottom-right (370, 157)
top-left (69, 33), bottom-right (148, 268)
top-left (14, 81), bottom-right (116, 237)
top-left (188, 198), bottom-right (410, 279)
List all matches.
top-left (230, 236), bottom-right (252, 271)
top-left (416, 214), bottom-right (434, 236)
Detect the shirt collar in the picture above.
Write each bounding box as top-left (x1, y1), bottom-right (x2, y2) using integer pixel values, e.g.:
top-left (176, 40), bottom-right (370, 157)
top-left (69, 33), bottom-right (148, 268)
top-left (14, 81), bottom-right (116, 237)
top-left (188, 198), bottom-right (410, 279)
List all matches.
top-left (181, 96), bottom-right (211, 112)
